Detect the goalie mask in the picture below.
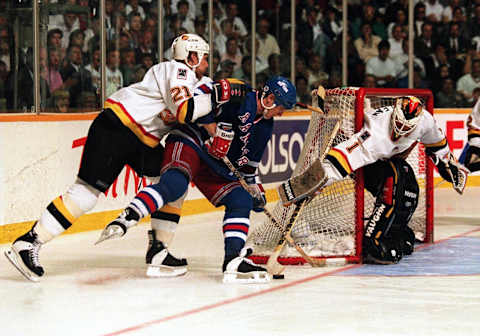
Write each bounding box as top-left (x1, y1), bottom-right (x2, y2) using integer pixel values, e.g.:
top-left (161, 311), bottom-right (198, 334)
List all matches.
top-left (391, 96), bottom-right (423, 138)
top-left (172, 33), bottom-right (209, 69)
top-left (261, 76), bottom-right (296, 110)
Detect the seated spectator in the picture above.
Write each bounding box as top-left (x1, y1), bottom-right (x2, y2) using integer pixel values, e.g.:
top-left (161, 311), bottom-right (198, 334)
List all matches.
top-left (242, 35), bottom-right (268, 73)
top-left (322, 6), bottom-right (342, 42)
top-left (307, 54), bottom-right (329, 89)
top-left (425, 0), bottom-right (444, 24)
top-left (233, 56), bottom-right (252, 83)
top-left (126, 12), bottom-right (143, 49)
top-left (296, 6), bottom-right (320, 60)
top-left (221, 37), bottom-right (242, 72)
top-left (50, 90), bottom-right (70, 113)
top-left (256, 17), bottom-right (280, 62)
top-left (170, 0), bottom-right (196, 21)
top-left (135, 30), bottom-right (157, 64)
top-left (0, 60), bottom-right (8, 106)
top-left (85, 48), bottom-right (100, 97)
top-left (365, 40), bottom-right (400, 87)
top-left (295, 75), bottom-right (311, 105)
top-left (354, 22), bottom-right (381, 63)
top-left (224, 2), bottom-right (248, 42)
top-left (140, 53), bottom-right (154, 70)
top-left (457, 59), bottom-right (480, 105)
top-left (133, 64), bottom-right (147, 83)
top-left (215, 18), bottom-right (234, 55)
top-left (219, 60), bottom-right (235, 78)
top-left (177, 0), bottom-right (195, 33)
top-left (442, 0), bottom-right (463, 24)
top-left (363, 74), bottom-right (377, 88)
top-left (436, 77), bottom-right (464, 107)
top-left (47, 28), bottom-right (65, 61)
top-left (49, 6), bottom-right (80, 50)
top-left (352, 4), bottom-right (387, 41)
top-left (0, 38), bottom-right (10, 73)
top-left (211, 50), bottom-right (221, 75)
top-left (414, 22), bottom-right (436, 64)
top-left (43, 47), bottom-right (64, 94)
top-left (388, 24), bottom-right (405, 60)
top-left (387, 8), bottom-right (407, 39)
top-left (106, 48), bottom-right (123, 97)
top-left (194, 16), bottom-right (208, 42)
top-left (60, 45), bottom-right (93, 108)
top-left (79, 91), bottom-right (98, 111)
top-left (259, 53), bottom-right (283, 79)
top-left (126, 0), bottom-right (146, 21)
top-left (120, 48), bottom-right (137, 86)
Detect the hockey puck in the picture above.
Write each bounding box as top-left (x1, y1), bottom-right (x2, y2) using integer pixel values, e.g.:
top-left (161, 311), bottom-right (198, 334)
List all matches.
top-left (272, 274), bottom-right (285, 280)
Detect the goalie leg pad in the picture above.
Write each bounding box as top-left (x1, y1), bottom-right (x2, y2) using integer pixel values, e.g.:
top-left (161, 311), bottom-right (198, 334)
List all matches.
top-left (363, 159), bottom-right (419, 264)
top-left (278, 159), bottom-right (327, 205)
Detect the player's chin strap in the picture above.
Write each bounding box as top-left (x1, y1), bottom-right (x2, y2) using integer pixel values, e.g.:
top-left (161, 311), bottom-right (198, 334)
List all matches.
top-left (260, 91), bottom-right (276, 111)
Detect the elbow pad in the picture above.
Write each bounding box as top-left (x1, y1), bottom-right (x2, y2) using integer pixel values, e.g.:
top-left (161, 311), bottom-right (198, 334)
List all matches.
top-left (177, 94), bottom-right (212, 124)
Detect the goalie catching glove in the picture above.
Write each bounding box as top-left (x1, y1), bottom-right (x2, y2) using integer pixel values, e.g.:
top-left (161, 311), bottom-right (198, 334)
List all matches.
top-left (432, 152), bottom-right (469, 194)
top-left (244, 174), bottom-right (266, 212)
top-left (206, 122), bottom-right (234, 159)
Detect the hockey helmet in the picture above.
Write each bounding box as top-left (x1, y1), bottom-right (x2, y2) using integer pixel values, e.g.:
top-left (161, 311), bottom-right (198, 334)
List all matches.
top-left (262, 76), bottom-right (297, 110)
top-left (172, 33), bottom-right (209, 68)
top-left (391, 96), bottom-right (424, 137)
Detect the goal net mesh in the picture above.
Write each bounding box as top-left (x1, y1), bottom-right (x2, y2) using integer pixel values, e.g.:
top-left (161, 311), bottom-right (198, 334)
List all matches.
top-left (248, 87), bottom-right (431, 264)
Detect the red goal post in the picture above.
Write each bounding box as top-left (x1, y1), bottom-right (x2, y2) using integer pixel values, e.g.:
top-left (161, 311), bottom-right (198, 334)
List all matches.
top-left (248, 87), bottom-right (435, 265)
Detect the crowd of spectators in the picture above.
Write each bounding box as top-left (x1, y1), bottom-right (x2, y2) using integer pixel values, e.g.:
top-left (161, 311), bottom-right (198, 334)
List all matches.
top-left (1, 0), bottom-right (480, 112)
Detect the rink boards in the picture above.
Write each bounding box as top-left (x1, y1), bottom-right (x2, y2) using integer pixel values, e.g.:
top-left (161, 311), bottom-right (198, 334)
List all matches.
top-left (0, 109), bottom-right (477, 243)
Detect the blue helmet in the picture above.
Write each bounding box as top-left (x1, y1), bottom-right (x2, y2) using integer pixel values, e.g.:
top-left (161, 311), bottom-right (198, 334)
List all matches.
top-left (263, 76), bottom-right (296, 109)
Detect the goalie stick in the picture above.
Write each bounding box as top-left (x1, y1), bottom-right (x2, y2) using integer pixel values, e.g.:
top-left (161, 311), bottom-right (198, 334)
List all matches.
top-left (221, 156), bottom-right (326, 269)
top-left (267, 86), bottom-right (341, 275)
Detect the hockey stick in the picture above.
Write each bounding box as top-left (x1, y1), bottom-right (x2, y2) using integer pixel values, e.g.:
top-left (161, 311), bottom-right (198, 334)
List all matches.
top-left (295, 102), bottom-right (325, 114)
top-left (221, 156), bottom-right (325, 268)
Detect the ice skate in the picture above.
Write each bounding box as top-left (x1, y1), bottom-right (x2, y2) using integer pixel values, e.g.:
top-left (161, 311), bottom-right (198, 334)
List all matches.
top-left (222, 248), bottom-right (271, 284)
top-left (145, 230), bottom-right (188, 277)
top-left (5, 228), bottom-right (44, 282)
top-left (95, 207), bottom-right (139, 245)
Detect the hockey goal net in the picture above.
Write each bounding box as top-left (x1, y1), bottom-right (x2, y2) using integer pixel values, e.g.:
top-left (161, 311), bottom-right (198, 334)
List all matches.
top-left (248, 87), bottom-right (434, 265)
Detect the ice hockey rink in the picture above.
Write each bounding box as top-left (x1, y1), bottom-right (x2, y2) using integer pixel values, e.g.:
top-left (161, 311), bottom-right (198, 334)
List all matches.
top-left (1, 187), bottom-right (480, 336)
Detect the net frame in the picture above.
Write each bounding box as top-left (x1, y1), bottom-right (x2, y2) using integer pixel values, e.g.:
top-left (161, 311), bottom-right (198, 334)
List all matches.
top-left (249, 87), bottom-right (434, 265)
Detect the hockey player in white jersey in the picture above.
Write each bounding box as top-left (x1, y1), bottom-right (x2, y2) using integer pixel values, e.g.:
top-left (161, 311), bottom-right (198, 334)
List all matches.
top-left (279, 95), bottom-right (468, 264)
top-left (464, 98), bottom-right (480, 172)
top-left (4, 33), bottom-right (233, 282)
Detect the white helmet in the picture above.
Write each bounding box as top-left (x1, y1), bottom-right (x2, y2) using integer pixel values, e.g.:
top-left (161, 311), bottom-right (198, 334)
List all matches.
top-left (391, 96), bottom-right (424, 138)
top-left (172, 33), bottom-right (209, 69)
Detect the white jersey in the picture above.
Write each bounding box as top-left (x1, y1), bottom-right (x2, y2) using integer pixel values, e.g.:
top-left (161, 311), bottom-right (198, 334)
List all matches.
top-left (467, 98), bottom-right (480, 147)
top-left (105, 60), bottom-right (211, 147)
top-left (326, 105), bottom-right (449, 176)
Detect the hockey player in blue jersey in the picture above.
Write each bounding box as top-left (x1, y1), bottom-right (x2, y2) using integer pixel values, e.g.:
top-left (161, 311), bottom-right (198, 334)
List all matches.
top-left (97, 76), bottom-right (297, 283)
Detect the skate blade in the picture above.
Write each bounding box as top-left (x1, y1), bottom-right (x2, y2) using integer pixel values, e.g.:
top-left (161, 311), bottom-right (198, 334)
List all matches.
top-left (95, 225), bottom-right (125, 245)
top-left (146, 265), bottom-right (187, 278)
top-left (223, 271), bottom-right (271, 284)
top-left (4, 249), bottom-right (40, 282)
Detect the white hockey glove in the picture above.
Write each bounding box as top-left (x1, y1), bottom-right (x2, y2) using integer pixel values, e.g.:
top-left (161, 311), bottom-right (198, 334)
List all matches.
top-left (433, 152), bottom-right (469, 195)
top-left (206, 122), bottom-right (234, 159)
top-left (244, 174), bottom-right (266, 212)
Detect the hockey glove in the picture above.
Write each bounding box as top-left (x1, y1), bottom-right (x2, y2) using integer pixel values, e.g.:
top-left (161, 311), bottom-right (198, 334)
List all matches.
top-left (433, 152), bottom-right (469, 194)
top-left (213, 79), bottom-right (249, 106)
top-left (465, 144), bottom-right (480, 172)
top-left (244, 174), bottom-right (266, 212)
top-left (206, 122), bottom-right (234, 159)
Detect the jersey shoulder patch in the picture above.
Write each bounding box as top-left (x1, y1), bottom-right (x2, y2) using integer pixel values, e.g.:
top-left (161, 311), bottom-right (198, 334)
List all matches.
top-left (177, 68), bottom-right (187, 80)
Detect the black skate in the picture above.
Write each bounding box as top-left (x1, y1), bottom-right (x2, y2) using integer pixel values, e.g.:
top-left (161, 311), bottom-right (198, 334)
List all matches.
top-left (5, 229), bottom-right (44, 282)
top-left (145, 230), bottom-right (188, 277)
top-left (222, 248), bottom-right (271, 284)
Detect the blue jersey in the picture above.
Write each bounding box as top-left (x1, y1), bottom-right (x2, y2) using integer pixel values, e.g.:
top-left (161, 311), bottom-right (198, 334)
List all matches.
top-left (167, 89), bottom-right (273, 181)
